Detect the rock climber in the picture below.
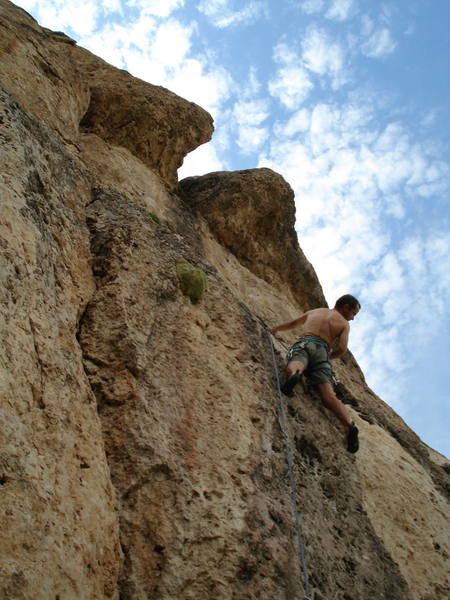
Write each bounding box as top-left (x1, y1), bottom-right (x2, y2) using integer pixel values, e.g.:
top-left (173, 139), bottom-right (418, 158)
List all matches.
top-left (271, 294), bottom-right (361, 453)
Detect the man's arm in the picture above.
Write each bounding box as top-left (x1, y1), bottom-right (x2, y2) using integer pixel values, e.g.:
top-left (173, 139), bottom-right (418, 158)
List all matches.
top-left (330, 323), bottom-right (349, 359)
top-left (271, 312), bottom-right (308, 334)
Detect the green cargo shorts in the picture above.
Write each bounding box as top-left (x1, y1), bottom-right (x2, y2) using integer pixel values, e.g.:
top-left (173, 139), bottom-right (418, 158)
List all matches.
top-left (286, 335), bottom-right (334, 386)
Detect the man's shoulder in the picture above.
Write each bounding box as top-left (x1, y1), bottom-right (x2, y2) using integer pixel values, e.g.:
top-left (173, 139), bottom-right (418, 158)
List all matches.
top-left (308, 307), bottom-right (330, 316)
top-left (330, 310), bottom-right (349, 331)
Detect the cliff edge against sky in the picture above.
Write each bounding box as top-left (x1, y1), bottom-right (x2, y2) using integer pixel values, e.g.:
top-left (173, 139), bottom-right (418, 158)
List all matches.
top-left (0, 1), bottom-right (449, 598)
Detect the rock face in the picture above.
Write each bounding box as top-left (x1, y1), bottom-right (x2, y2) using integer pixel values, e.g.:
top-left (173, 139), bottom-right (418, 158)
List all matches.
top-left (0, 1), bottom-right (449, 599)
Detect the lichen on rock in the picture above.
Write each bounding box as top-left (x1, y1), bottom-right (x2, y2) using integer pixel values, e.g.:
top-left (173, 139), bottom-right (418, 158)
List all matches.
top-left (176, 260), bottom-right (207, 302)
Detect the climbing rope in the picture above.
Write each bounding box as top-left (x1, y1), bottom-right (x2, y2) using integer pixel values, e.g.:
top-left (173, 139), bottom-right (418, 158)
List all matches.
top-left (267, 331), bottom-right (312, 600)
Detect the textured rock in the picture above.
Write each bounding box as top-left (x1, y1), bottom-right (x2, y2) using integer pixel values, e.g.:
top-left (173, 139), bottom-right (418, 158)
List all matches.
top-left (1, 1), bottom-right (449, 599)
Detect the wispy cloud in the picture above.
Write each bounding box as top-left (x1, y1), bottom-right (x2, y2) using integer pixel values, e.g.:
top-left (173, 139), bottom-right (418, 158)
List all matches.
top-left (301, 25), bottom-right (347, 88)
top-left (361, 24), bottom-right (397, 58)
top-left (178, 141), bottom-right (225, 178)
top-left (269, 43), bottom-right (314, 109)
top-left (30, 0), bottom-right (101, 36)
top-left (300, 0), bottom-right (324, 15)
top-left (269, 25), bottom-right (348, 109)
top-left (326, 0), bottom-right (356, 22)
top-left (232, 98), bottom-right (270, 153)
top-left (197, 0), bottom-right (265, 28)
top-left (127, 0), bottom-right (184, 18)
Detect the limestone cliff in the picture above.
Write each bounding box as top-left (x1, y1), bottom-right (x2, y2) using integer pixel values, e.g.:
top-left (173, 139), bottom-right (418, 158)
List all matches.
top-left (0, 1), bottom-right (449, 599)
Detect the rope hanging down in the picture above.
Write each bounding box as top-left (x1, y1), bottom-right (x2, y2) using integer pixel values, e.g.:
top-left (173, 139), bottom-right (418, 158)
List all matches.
top-left (267, 331), bottom-right (312, 600)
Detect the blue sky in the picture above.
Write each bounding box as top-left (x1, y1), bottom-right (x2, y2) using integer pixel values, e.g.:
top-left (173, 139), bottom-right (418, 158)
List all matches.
top-left (15, 0), bottom-right (450, 458)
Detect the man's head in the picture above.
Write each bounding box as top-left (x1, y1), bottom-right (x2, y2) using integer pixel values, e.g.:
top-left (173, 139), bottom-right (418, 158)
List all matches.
top-left (335, 294), bottom-right (361, 321)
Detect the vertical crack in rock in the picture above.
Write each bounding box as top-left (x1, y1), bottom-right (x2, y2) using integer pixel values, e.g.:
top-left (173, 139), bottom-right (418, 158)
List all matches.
top-left (77, 186), bottom-right (185, 598)
top-left (28, 317), bottom-right (46, 409)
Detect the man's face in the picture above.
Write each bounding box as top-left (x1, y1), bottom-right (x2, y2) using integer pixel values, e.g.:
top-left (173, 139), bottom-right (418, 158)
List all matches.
top-left (343, 304), bottom-right (360, 321)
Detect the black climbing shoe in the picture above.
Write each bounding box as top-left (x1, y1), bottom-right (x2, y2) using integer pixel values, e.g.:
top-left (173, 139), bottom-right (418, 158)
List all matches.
top-left (281, 372), bottom-right (301, 397)
top-left (347, 423), bottom-right (359, 453)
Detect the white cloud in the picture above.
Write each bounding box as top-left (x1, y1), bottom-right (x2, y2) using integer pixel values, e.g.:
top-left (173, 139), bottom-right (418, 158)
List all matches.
top-left (278, 108), bottom-right (311, 137)
top-left (269, 64), bottom-right (314, 109)
top-left (237, 125), bottom-right (268, 154)
top-left (127, 0), bottom-right (184, 18)
top-left (163, 61), bottom-right (233, 116)
top-left (362, 27), bottom-right (397, 58)
top-left (98, 0), bottom-right (122, 12)
top-left (33, 0), bottom-right (100, 36)
top-left (300, 0), bottom-right (324, 15)
top-left (233, 99), bottom-right (269, 126)
top-left (301, 26), bottom-right (347, 88)
top-left (421, 109), bottom-right (438, 127)
top-left (178, 141), bottom-right (225, 179)
top-left (269, 43), bottom-right (314, 109)
top-left (367, 253), bottom-right (405, 302)
top-left (326, 0), bottom-right (356, 22)
top-left (243, 66), bottom-right (263, 97)
top-left (384, 194), bottom-right (405, 219)
top-left (360, 15), bottom-right (374, 36)
top-left (197, 0), bottom-right (265, 28)
top-left (150, 19), bottom-right (193, 67)
top-left (13, 0), bottom-right (37, 9)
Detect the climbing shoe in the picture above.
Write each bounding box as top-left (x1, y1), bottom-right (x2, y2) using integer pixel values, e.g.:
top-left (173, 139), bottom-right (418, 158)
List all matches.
top-left (347, 423), bottom-right (359, 453)
top-left (281, 372), bottom-right (301, 397)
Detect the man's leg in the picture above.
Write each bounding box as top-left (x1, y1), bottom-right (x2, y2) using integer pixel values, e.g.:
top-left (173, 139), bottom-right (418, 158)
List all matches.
top-left (316, 382), bottom-right (359, 452)
top-left (286, 360), bottom-right (305, 378)
top-left (281, 360), bottom-right (306, 396)
top-left (315, 382), bottom-right (352, 426)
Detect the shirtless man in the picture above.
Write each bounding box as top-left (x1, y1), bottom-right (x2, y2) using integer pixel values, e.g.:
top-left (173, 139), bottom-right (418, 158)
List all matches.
top-left (271, 294), bottom-right (361, 453)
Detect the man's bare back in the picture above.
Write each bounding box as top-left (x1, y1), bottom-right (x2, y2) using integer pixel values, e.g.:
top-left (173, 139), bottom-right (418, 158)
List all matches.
top-left (298, 307), bottom-right (348, 347)
top-left (271, 303), bottom-right (359, 358)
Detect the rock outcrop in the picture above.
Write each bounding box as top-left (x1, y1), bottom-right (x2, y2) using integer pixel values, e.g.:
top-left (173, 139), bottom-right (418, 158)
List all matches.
top-left (1, 1), bottom-right (449, 599)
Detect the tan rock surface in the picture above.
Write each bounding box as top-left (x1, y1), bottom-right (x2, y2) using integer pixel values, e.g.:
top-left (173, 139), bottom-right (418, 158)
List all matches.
top-left (1, 1), bottom-right (449, 599)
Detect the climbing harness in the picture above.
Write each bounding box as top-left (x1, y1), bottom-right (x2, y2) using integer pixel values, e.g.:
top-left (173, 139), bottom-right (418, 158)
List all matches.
top-left (267, 331), bottom-right (312, 600)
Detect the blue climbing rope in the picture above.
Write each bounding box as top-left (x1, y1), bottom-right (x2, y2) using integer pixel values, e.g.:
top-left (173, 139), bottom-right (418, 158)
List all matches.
top-left (267, 331), bottom-right (312, 600)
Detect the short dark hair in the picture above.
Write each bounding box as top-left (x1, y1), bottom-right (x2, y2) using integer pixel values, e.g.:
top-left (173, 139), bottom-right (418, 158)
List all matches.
top-left (335, 294), bottom-right (361, 310)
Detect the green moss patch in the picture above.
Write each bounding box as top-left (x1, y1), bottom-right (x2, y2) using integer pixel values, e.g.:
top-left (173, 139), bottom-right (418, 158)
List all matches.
top-left (145, 211), bottom-right (161, 225)
top-left (176, 260), bottom-right (207, 303)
